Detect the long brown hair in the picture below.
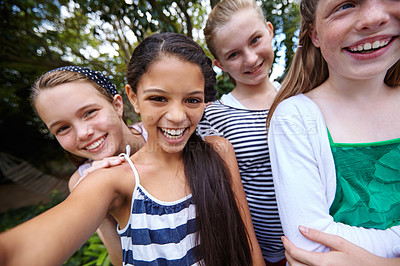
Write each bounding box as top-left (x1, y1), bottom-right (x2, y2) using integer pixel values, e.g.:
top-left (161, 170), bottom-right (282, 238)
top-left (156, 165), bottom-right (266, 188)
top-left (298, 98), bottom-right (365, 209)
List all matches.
top-left (267, 0), bottom-right (400, 127)
top-left (31, 70), bottom-right (117, 167)
top-left (126, 32), bottom-right (252, 266)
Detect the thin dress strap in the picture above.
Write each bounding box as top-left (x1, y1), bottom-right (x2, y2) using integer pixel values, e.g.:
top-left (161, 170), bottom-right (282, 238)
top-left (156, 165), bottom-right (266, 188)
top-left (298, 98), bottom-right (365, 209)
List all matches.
top-left (119, 145), bottom-right (140, 186)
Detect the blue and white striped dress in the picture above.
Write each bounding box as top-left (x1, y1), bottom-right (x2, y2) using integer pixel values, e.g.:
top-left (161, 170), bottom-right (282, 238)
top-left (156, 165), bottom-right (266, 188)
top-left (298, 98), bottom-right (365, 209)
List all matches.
top-left (118, 151), bottom-right (200, 266)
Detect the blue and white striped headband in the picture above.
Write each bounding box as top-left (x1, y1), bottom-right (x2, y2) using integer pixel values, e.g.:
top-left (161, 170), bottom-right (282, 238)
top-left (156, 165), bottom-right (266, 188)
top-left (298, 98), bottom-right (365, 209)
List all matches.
top-left (51, 66), bottom-right (118, 96)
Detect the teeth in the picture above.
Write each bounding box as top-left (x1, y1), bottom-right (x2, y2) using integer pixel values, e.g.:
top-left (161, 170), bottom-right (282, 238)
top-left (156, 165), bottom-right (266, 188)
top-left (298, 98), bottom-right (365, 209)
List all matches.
top-left (161, 128), bottom-right (185, 139)
top-left (363, 42), bottom-right (372, 50)
top-left (349, 40), bottom-right (389, 52)
top-left (85, 136), bottom-right (105, 150)
top-left (248, 64), bottom-right (262, 73)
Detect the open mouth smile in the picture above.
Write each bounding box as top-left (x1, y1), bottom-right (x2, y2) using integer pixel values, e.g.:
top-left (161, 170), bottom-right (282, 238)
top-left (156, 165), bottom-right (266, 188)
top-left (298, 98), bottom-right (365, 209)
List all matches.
top-left (160, 128), bottom-right (187, 140)
top-left (347, 38), bottom-right (392, 53)
top-left (84, 135), bottom-right (106, 151)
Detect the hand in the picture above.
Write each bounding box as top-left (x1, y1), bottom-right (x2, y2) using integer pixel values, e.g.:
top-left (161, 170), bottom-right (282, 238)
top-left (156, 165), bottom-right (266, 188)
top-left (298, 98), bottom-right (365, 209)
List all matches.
top-left (72, 156), bottom-right (125, 190)
top-left (282, 226), bottom-right (397, 266)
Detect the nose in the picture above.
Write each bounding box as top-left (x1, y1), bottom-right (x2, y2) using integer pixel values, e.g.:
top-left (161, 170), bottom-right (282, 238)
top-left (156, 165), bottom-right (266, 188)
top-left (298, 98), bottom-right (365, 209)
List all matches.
top-left (356, 1), bottom-right (389, 31)
top-left (165, 102), bottom-right (187, 125)
top-left (243, 48), bottom-right (258, 67)
top-left (76, 124), bottom-right (94, 141)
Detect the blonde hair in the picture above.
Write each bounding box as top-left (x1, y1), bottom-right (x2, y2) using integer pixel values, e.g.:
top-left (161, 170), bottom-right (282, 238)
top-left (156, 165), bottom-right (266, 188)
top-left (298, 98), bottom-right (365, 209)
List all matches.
top-left (267, 0), bottom-right (400, 127)
top-left (31, 70), bottom-right (113, 107)
top-left (204, 0), bottom-right (266, 60)
top-left (31, 70), bottom-right (116, 167)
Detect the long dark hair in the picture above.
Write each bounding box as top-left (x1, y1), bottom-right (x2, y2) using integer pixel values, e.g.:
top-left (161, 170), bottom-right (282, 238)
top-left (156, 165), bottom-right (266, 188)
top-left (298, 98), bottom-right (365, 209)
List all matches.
top-left (127, 32), bottom-right (252, 266)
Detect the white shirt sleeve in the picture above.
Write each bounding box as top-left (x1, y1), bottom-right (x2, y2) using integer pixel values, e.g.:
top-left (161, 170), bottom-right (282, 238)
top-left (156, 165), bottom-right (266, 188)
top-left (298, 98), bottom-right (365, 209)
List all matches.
top-left (268, 94), bottom-right (400, 257)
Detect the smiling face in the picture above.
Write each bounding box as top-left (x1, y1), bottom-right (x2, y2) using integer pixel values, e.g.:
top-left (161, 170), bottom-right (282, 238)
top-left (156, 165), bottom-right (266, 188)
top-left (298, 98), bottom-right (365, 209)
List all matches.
top-left (213, 7), bottom-right (274, 87)
top-left (35, 81), bottom-right (127, 161)
top-left (126, 56), bottom-right (205, 156)
top-left (310, 0), bottom-right (400, 81)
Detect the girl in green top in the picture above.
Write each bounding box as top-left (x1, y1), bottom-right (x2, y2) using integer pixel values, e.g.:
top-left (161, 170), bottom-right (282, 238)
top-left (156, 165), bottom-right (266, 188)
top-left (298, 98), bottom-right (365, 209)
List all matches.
top-left (267, 0), bottom-right (400, 260)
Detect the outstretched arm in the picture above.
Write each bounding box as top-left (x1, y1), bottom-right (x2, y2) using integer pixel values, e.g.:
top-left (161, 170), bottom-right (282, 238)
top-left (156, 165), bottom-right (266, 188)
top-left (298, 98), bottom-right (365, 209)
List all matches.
top-left (205, 136), bottom-right (265, 266)
top-left (283, 226), bottom-right (400, 266)
top-left (69, 168), bottom-right (123, 266)
top-left (0, 168), bottom-right (124, 266)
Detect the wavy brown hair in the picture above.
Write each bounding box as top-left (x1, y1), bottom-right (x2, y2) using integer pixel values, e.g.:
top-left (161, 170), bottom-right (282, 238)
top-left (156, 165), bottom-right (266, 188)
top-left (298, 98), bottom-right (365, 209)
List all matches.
top-left (126, 32), bottom-right (252, 266)
top-left (267, 0), bottom-right (400, 127)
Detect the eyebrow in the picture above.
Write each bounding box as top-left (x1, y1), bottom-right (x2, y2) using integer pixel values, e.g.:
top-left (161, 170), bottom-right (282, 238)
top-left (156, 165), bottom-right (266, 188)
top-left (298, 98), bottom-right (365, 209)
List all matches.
top-left (143, 88), bottom-right (204, 96)
top-left (48, 103), bottom-right (98, 131)
top-left (223, 30), bottom-right (261, 57)
top-left (142, 88), bottom-right (167, 94)
top-left (48, 120), bottom-right (64, 133)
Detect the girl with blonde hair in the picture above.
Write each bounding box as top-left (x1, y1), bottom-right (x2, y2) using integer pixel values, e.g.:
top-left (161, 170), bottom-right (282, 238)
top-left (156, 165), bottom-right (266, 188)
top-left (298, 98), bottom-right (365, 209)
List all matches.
top-left (199, 0), bottom-right (285, 264)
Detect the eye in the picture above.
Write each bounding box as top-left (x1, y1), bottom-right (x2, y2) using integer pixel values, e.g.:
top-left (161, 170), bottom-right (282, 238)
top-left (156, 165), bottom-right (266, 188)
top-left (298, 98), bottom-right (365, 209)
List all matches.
top-left (250, 36), bottom-right (261, 45)
top-left (149, 96), bottom-right (167, 102)
top-left (83, 109), bottom-right (97, 119)
top-left (185, 97), bottom-right (203, 104)
top-left (55, 125), bottom-right (70, 135)
top-left (227, 51), bottom-right (239, 60)
top-left (337, 2), bottom-right (355, 11)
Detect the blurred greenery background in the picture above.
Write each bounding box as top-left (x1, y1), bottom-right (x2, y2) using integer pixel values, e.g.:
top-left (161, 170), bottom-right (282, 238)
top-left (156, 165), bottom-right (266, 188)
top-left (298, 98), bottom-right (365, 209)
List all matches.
top-left (0, 0), bottom-right (300, 264)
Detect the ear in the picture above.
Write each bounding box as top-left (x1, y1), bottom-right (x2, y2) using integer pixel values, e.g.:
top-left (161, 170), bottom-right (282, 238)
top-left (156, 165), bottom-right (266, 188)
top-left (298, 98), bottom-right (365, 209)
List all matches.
top-left (213, 59), bottom-right (225, 72)
top-left (266, 21), bottom-right (274, 38)
top-left (112, 94), bottom-right (124, 117)
top-left (125, 84), bottom-right (140, 113)
top-left (309, 24), bottom-right (320, 48)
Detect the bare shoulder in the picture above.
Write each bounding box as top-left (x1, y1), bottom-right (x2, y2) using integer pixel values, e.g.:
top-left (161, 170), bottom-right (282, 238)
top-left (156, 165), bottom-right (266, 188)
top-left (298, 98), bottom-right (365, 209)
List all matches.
top-left (204, 135), bottom-right (233, 155)
top-left (74, 162), bottom-right (135, 197)
top-left (204, 136), bottom-right (237, 167)
top-left (68, 169), bottom-right (81, 192)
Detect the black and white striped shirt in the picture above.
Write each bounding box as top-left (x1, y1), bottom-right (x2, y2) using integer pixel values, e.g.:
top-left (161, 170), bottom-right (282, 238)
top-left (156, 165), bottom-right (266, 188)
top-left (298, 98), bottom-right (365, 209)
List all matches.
top-left (197, 100), bottom-right (285, 262)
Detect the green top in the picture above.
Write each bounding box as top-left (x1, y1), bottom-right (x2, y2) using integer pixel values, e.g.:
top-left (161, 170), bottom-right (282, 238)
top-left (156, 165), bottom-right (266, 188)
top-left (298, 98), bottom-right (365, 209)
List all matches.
top-left (328, 129), bottom-right (400, 230)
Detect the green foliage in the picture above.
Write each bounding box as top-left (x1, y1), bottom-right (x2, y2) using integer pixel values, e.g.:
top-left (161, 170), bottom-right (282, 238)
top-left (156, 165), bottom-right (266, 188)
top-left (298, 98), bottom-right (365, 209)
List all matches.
top-left (0, 190), bottom-right (65, 232)
top-left (0, 1), bottom-right (301, 264)
top-left (261, 0), bottom-right (301, 80)
top-left (64, 234), bottom-right (110, 266)
top-left (0, 0), bottom-right (301, 167)
top-left (215, 73), bottom-right (234, 100)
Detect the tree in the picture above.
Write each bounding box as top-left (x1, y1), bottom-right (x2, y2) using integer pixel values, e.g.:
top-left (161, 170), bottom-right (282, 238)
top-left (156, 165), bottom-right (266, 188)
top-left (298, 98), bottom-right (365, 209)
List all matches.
top-left (0, 0), bottom-right (208, 168)
top-left (0, 0), bottom-right (300, 167)
top-left (261, 0), bottom-right (300, 81)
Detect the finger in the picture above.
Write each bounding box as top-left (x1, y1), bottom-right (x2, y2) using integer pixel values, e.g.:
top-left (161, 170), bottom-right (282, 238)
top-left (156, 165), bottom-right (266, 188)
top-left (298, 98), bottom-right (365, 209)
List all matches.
top-left (285, 250), bottom-right (309, 266)
top-left (282, 236), bottom-right (322, 266)
top-left (299, 226), bottom-right (347, 252)
top-left (91, 160), bottom-right (110, 168)
top-left (109, 157), bottom-right (124, 166)
top-left (81, 162), bottom-right (108, 177)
